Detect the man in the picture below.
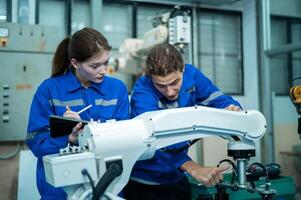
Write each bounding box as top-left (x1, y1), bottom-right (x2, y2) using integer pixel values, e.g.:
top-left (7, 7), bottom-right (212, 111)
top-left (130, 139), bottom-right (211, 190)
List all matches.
top-left (124, 43), bottom-right (241, 200)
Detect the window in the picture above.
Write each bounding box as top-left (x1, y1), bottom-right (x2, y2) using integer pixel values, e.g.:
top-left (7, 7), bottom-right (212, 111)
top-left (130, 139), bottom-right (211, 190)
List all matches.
top-left (270, 18), bottom-right (288, 94)
top-left (0, 0), bottom-right (7, 22)
top-left (197, 10), bottom-right (243, 95)
top-left (39, 0), bottom-right (67, 39)
top-left (292, 24), bottom-right (301, 81)
top-left (101, 2), bottom-right (133, 53)
top-left (270, 17), bottom-right (301, 94)
top-left (72, 0), bottom-right (91, 34)
top-left (18, 0), bottom-right (29, 24)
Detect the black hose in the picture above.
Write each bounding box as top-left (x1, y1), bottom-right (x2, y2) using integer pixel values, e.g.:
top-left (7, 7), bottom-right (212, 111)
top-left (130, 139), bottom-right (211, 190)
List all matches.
top-left (93, 162), bottom-right (123, 200)
top-left (217, 159), bottom-right (237, 186)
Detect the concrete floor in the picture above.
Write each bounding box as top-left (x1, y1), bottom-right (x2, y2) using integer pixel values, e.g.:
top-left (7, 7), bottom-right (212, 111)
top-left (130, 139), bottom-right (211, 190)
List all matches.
top-left (0, 142), bottom-right (21, 200)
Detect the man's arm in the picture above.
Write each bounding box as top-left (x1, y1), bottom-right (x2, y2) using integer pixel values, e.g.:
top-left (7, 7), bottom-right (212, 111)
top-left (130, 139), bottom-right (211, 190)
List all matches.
top-left (225, 104), bottom-right (241, 111)
top-left (180, 160), bottom-right (227, 186)
top-left (182, 66), bottom-right (240, 185)
top-left (130, 79), bottom-right (159, 117)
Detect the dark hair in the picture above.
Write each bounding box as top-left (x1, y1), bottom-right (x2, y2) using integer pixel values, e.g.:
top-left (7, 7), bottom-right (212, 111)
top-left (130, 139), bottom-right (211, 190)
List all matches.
top-left (145, 43), bottom-right (184, 76)
top-left (51, 27), bottom-right (111, 77)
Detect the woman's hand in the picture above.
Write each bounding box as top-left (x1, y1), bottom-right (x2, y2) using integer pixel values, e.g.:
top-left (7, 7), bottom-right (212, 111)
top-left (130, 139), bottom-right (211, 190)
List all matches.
top-left (63, 105), bottom-right (82, 143)
top-left (68, 122), bottom-right (83, 144)
top-left (63, 105), bottom-right (81, 120)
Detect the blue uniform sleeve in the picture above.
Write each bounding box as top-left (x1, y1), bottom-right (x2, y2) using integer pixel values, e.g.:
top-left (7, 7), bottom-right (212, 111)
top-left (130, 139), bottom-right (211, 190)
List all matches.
top-left (26, 83), bottom-right (69, 159)
top-left (168, 149), bottom-right (191, 169)
top-left (130, 81), bottom-right (158, 117)
top-left (193, 68), bottom-right (241, 108)
top-left (114, 82), bottom-right (130, 120)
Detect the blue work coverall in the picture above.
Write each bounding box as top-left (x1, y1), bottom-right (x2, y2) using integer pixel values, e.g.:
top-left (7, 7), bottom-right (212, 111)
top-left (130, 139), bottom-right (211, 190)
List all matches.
top-left (130, 64), bottom-right (241, 185)
top-left (26, 70), bottom-right (129, 200)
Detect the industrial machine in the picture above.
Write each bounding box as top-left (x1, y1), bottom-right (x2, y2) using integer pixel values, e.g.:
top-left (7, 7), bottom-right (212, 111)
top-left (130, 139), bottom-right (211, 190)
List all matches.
top-left (289, 77), bottom-right (301, 139)
top-left (114, 6), bottom-right (191, 74)
top-left (43, 106), bottom-right (277, 200)
top-left (0, 22), bottom-right (60, 141)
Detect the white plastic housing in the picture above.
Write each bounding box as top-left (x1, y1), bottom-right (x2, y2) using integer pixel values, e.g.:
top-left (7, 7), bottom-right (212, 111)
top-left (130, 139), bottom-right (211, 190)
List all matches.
top-left (43, 152), bottom-right (97, 187)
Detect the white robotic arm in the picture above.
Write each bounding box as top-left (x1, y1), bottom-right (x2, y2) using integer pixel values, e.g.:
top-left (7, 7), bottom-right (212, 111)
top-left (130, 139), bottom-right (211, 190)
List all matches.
top-left (114, 6), bottom-right (191, 75)
top-left (43, 106), bottom-right (266, 200)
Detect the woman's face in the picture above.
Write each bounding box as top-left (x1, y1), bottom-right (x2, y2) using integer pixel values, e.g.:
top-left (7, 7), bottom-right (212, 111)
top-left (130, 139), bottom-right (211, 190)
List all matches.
top-left (71, 50), bottom-right (110, 87)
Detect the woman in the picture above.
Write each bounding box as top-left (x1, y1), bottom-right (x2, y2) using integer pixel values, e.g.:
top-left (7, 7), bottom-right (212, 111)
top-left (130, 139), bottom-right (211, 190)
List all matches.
top-left (26, 27), bottom-right (129, 200)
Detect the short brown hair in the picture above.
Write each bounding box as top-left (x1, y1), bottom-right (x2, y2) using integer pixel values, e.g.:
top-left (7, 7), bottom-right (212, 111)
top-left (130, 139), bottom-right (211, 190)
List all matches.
top-left (145, 43), bottom-right (184, 76)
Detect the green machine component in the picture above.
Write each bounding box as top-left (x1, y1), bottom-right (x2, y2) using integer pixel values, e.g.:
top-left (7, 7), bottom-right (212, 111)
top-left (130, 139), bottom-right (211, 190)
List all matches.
top-left (189, 174), bottom-right (296, 200)
top-left (0, 22), bottom-right (61, 141)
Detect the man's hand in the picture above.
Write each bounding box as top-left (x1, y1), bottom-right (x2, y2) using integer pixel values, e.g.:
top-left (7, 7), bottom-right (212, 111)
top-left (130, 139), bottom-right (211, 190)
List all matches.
top-left (225, 104), bottom-right (241, 111)
top-left (180, 161), bottom-right (228, 187)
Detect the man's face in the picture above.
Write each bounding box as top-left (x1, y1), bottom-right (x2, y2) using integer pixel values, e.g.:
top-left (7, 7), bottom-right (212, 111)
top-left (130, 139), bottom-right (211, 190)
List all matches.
top-left (151, 70), bottom-right (183, 101)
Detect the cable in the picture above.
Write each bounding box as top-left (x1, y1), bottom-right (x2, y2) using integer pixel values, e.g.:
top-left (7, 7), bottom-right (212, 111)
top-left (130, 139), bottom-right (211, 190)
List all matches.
top-left (217, 159), bottom-right (239, 191)
top-left (81, 169), bottom-right (96, 199)
top-left (161, 139), bottom-right (200, 153)
top-left (247, 162), bottom-right (269, 189)
top-left (0, 142), bottom-right (21, 160)
top-left (217, 159), bottom-right (237, 180)
top-left (214, 159), bottom-right (239, 199)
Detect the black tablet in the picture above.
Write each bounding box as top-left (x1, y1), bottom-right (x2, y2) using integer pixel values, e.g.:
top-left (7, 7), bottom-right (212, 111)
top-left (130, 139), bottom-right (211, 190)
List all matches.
top-left (49, 115), bottom-right (89, 138)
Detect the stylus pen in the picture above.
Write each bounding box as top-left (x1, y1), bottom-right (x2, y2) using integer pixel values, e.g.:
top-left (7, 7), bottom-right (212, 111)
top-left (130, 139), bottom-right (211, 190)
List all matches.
top-left (77, 104), bottom-right (92, 115)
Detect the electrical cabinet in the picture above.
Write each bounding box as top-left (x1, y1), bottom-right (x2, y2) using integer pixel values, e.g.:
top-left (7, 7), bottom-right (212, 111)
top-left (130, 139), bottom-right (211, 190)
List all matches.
top-left (0, 23), bottom-right (61, 141)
